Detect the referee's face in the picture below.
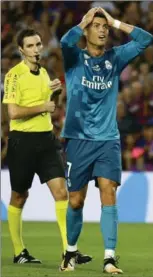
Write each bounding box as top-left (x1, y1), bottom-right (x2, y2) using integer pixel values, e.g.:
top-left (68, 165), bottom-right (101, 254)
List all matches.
top-left (85, 17), bottom-right (109, 47)
top-left (20, 35), bottom-right (43, 64)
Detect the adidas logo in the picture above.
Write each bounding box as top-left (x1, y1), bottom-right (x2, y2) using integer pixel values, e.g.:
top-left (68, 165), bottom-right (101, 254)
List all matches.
top-left (18, 257), bottom-right (28, 263)
top-left (92, 65), bottom-right (100, 71)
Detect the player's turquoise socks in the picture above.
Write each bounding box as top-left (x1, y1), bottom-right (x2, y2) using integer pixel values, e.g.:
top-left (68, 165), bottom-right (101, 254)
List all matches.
top-left (66, 205), bottom-right (83, 245)
top-left (100, 205), bottom-right (118, 250)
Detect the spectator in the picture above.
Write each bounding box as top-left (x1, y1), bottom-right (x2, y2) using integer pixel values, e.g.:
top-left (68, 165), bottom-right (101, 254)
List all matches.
top-left (137, 125), bottom-right (153, 170)
top-left (123, 134), bottom-right (145, 171)
top-left (128, 81), bottom-right (145, 124)
top-left (117, 101), bottom-right (139, 144)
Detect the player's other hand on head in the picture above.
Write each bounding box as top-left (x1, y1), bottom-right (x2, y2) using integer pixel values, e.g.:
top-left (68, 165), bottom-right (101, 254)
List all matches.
top-left (49, 78), bottom-right (62, 92)
top-left (97, 7), bottom-right (115, 26)
top-left (44, 101), bottom-right (56, 113)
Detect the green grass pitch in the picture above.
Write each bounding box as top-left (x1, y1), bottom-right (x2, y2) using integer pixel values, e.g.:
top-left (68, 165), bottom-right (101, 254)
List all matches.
top-left (2, 222), bottom-right (153, 277)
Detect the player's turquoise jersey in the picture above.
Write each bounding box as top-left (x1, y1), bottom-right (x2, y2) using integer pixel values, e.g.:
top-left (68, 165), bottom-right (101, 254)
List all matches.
top-left (61, 26), bottom-right (153, 141)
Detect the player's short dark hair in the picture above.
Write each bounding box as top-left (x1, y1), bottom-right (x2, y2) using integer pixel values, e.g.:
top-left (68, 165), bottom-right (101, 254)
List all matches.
top-left (94, 12), bottom-right (108, 23)
top-left (17, 29), bottom-right (42, 48)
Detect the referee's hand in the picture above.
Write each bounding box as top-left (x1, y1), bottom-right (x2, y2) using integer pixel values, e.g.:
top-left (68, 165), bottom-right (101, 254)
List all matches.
top-left (44, 101), bottom-right (56, 113)
top-left (49, 78), bottom-right (62, 92)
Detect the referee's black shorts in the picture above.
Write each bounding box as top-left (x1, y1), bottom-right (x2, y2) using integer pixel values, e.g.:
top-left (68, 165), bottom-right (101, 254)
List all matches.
top-left (7, 131), bottom-right (65, 193)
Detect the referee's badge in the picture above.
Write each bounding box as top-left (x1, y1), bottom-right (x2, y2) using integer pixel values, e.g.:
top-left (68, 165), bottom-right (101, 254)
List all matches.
top-left (105, 60), bottom-right (112, 70)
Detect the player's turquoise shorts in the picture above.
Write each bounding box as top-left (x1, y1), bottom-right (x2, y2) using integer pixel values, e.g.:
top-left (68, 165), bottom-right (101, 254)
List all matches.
top-left (65, 139), bottom-right (122, 192)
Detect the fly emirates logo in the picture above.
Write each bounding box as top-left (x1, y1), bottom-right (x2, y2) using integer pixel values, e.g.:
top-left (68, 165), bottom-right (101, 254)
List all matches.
top-left (81, 75), bottom-right (112, 90)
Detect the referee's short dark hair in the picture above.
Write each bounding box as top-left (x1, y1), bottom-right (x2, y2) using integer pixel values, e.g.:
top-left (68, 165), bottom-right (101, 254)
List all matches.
top-left (17, 29), bottom-right (42, 48)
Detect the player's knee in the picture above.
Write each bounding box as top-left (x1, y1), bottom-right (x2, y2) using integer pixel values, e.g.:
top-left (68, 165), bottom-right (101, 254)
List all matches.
top-left (101, 186), bottom-right (116, 205)
top-left (10, 190), bottom-right (29, 208)
top-left (52, 187), bottom-right (68, 201)
top-left (69, 196), bottom-right (84, 209)
top-left (47, 178), bottom-right (68, 201)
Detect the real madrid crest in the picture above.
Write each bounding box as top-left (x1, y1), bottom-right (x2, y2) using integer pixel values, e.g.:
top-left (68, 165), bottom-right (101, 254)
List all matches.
top-left (105, 60), bottom-right (112, 70)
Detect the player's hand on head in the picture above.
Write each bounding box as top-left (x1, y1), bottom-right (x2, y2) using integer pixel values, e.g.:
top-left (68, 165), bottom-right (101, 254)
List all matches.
top-left (98, 7), bottom-right (115, 26)
top-left (49, 78), bottom-right (62, 92)
top-left (44, 101), bottom-right (56, 113)
top-left (79, 7), bottom-right (99, 29)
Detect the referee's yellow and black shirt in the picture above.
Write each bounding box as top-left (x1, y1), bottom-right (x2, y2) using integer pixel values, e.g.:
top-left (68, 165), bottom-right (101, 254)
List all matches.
top-left (3, 60), bottom-right (53, 132)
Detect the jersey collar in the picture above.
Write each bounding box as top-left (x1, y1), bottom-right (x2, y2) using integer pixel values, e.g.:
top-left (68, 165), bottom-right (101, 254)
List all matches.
top-left (83, 48), bottom-right (106, 61)
top-left (20, 60), bottom-right (41, 75)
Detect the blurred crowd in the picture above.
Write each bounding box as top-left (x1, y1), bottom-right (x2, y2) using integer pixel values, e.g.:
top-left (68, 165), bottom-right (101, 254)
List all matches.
top-left (1, 1), bottom-right (153, 171)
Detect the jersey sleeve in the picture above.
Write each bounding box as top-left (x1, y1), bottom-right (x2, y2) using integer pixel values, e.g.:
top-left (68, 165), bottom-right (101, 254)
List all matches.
top-left (46, 71), bottom-right (53, 97)
top-left (3, 71), bottom-right (20, 104)
top-left (60, 26), bottom-right (83, 70)
top-left (41, 68), bottom-right (53, 98)
top-left (114, 27), bottom-right (153, 72)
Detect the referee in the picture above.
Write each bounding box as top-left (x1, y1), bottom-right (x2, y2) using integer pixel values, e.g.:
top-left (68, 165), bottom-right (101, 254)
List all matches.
top-left (3, 29), bottom-right (91, 265)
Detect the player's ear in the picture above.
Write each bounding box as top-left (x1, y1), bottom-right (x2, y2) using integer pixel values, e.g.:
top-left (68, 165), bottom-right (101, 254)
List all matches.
top-left (40, 43), bottom-right (43, 50)
top-left (19, 47), bottom-right (24, 55)
top-left (106, 24), bottom-right (110, 35)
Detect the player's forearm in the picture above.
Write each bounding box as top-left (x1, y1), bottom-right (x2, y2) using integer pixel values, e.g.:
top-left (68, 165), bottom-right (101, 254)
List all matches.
top-left (129, 26), bottom-right (153, 47)
top-left (100, 7), bottom-right (153, 44)
top-left (118, 21), bottom-right (134, 34)
top-left (60, 26), bottom-right (83, 47)
top-left (8, 103), bottom-right (47, 120)
top-left (114, 20), bottom-right (153, 45)
top-left (78, 21), bottom-right (88, 30)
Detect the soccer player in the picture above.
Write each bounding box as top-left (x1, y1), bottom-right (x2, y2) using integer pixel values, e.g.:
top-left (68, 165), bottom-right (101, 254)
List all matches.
top-left (3, 28), bottom-right (92, 265)
top-left (60, 7), bottom-right (153, 274)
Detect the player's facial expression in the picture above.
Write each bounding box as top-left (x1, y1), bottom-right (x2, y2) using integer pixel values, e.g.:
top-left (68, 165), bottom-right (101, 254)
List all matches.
top-left (20, 35), bottom-right (43, 63)
top-left (86, 17), bottom-right (109, 47)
